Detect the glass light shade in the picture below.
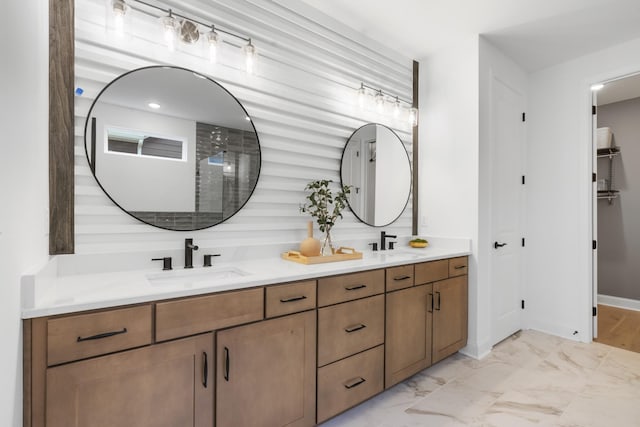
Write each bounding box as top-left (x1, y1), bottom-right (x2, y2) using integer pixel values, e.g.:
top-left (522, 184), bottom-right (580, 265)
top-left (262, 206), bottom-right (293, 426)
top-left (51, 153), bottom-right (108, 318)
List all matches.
top-left (375, 91), bottom-right (385, 114)
top-left (409, 107), bottom-right (419, 127)
top-left (393, 98), bottom-right (401, 118)
top-left (244, 39), bottom-right (257, 74)
top-left (207, 28), bottom-right (219, 63)
top-left (162, 14), bottom-right (178, 51)
top-left (357, 84), bottom-right (366, 109)
top-left (112, 0), bottom-right (126, 36)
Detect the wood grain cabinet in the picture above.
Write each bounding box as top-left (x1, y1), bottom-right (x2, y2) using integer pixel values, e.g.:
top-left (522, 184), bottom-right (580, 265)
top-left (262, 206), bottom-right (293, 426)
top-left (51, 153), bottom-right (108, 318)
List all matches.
top-left (385, 257), bottom-right (468, 388)
top-left (45, 333), bottom-right (213, 427)
top-left (216, 310), bottom-right (316, 427)
top-left (24, 256), bottom-right (468, 427)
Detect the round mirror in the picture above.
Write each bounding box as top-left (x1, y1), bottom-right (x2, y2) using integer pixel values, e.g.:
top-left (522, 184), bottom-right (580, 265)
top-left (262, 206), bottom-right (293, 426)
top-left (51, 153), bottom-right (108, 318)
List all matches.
top-left (84, 66), bottom-right (261, 231)
top-left (340, 124), bottom-right (411, 226)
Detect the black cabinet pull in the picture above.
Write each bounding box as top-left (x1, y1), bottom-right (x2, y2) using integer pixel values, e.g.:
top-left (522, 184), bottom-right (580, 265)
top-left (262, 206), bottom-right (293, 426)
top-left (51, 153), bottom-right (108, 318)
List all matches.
top-left (428, 293), bottom-right (433, 313)
top-left (77, 327), bottom-right (127, 342)
top-left (393, 275), bottom-right (411, 281)
top-left (344, 377), bottom-right (366, 389)
top-left (435, 291), bottom-right (441, 311)
top-left (224, 347), bottom-right (230, 381)
top-left (454, 265), bottom-right (466, 270)
top-left (494, 241), bottom-right (507, 249)
top-left (345, 324), bottom-right (366, 333)
top-left (280, 295), bottom-right (307, 303)
top-left (202, 352), bottom-right (208, 388)
top-left (345, 284), bottom-right (366, 291)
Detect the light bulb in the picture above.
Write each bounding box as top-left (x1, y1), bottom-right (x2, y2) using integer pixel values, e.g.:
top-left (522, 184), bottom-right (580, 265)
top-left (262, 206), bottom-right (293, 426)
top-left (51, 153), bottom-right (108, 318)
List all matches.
top-left (393, 97), bottom-right (401, 118)
top-left (375, 91), bottom-right (385, 114)
top-left (112, 0), bottom-right (126, 36)
top-left (207, 26), bottom-right (219, 64)
top-left (409, 107), bottom-right (419, 127)
top-left (162, 11), bottom-right (178, 51)
top-left (244, 39), bottom-right (257, 74)
top-left (357, 84), bottom-right (366, 109)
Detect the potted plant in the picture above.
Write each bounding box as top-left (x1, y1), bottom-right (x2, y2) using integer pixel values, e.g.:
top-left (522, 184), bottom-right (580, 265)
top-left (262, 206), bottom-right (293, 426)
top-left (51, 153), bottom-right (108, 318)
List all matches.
top-left (300, 180), bottom-right (351, 256)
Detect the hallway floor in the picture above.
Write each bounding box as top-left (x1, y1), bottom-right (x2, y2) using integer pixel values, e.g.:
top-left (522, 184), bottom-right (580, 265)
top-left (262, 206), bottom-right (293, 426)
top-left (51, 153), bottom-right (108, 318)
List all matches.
top-left (594, 304), bottom-right (640, 353)
top-left (323, 330), bottom-right (640, 427)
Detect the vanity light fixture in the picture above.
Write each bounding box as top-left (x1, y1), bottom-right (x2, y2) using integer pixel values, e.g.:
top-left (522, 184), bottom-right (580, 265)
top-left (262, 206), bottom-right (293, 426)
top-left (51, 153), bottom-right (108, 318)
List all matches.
top-left (356, 82), bottom-right (418, 126)
top-left (110, 0), bottom-right (257, 73)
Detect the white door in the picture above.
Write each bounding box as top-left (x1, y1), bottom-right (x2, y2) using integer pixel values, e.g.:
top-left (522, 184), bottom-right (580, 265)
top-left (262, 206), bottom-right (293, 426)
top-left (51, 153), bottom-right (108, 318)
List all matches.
top-left (491, 76), bottom-right (524, 345)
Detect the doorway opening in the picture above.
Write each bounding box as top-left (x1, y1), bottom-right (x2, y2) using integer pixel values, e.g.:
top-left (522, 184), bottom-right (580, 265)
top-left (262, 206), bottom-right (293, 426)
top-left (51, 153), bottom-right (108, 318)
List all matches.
top-left (591, 71), bottom-right (640, 352)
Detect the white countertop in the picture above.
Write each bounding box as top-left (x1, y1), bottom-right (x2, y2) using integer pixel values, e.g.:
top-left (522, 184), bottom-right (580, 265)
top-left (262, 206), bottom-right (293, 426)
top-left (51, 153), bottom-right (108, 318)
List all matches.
top-left (21, 237), bottom-right (471, 319)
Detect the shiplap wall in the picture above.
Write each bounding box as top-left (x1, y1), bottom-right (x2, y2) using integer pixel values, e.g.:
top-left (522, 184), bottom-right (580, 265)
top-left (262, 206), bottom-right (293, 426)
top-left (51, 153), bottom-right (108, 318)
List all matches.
top-left (73, 0), bottom-right (414, 255)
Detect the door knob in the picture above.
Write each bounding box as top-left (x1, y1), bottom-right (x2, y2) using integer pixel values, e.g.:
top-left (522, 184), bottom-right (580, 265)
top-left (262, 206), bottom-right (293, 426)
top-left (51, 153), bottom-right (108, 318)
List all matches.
top-left (494, 241), bottom-right (507, 249)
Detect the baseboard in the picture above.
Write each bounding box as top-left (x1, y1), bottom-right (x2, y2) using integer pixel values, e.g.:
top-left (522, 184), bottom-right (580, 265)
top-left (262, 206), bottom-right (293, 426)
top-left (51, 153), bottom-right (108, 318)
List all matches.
top-left (598, 294), bottom-right (640, 312)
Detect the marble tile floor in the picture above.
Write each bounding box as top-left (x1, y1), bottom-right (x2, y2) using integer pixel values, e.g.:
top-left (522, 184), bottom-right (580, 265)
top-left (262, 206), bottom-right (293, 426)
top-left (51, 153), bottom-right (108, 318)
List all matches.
top-left (322, 330), bottom-right (640, 427)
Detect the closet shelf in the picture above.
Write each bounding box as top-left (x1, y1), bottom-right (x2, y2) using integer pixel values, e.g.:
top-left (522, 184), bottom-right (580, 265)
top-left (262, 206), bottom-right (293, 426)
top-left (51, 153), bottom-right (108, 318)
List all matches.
top-left (597, 147), bottom-right (621, 158)
top-left (597, 190), bottom-right (619, 203)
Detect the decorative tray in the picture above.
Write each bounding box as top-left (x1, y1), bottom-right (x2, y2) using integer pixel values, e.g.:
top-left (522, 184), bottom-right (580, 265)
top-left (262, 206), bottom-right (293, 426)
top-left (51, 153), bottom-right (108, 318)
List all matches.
top-left (281, 247), bottom-right (363, 265)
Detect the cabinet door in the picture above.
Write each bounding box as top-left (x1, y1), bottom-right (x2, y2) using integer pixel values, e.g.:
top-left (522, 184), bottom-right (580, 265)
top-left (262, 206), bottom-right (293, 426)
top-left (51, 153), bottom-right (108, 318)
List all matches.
top-left (385, 284), bottom-right (433, 388)
top-left (46, 334), bottom-right (213, 427)
top-left (433, 275), bottom-right (468, 363)
top-left (216, 311), bottom-right (316, 427)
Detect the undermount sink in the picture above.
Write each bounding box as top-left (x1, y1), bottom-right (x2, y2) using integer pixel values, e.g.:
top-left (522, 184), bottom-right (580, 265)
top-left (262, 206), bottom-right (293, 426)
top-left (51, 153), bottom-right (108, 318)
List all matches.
top-left (146, 267), bottom-right (250, 287)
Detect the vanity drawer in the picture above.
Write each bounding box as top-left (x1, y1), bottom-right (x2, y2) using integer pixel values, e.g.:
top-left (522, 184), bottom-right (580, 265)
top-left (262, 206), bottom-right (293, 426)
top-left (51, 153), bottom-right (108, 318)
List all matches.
top-left (318, 269), bottom-right (384, 307)
top-left (449, 256), bottom-right (468, 277)
top-left (385, 264), bottom-right (415, 291)
top-left (47, 305), bottom-right (152, 366)
top-left (415, 259), bottom-right (449, 285)
top-left (317, 295), bottom-right (384, 367)
top-left (155, 288), bottom-right (263, 342)
top-left (317, 345), bottom-right (384, 423)
top-left (265, 280), bottom-right (317, 318)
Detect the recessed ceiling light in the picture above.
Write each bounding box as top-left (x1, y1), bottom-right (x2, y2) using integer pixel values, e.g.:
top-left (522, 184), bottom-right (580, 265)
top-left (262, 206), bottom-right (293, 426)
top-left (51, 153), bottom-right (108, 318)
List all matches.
top-left (591, 83), bottom-right (605, 91)
top-left (148, 102), bottom-right (161, 109)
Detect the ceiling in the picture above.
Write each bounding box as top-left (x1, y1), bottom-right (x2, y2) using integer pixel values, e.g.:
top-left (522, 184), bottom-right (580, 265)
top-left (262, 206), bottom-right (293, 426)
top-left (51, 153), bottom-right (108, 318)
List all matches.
top-left (597, 73), bottom-right (640, 106)
top-left (298, 0), bottom-right (640, 72)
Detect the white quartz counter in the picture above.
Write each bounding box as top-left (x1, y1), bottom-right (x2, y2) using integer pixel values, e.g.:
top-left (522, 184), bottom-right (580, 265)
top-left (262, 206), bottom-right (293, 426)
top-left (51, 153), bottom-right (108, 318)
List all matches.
top-left (21, 237), bottom-right (470, 319)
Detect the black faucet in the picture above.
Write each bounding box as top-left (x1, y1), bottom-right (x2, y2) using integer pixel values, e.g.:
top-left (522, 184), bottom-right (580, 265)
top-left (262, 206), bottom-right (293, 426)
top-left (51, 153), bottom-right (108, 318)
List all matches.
top-left (381, 231), bottom-right (397, 251)
top-left (184, 238), bottom-right (199, 269)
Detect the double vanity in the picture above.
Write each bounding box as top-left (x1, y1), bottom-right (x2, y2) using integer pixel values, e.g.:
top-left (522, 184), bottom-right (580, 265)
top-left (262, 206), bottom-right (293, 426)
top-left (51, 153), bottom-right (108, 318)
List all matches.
top-left (23, 244), bottom-right (469, 427)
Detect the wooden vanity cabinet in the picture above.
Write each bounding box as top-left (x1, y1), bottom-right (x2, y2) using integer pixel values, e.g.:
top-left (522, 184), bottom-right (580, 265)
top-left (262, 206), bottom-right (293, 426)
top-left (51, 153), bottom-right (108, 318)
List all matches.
top-left (24, 256), bottom-right (468, 427)
top-left (216, 310), bottom-right (316, 427)
top-left (384, 257), bottom-right (468, 388)
top-left (46, 333), bottom-right (213, 427)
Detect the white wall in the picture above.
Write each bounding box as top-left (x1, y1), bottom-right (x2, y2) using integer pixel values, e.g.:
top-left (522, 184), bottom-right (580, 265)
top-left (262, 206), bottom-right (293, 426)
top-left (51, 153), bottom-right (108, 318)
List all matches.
top-left (418, 35), bottom-right (482, 356)
top-left (0, 1), bottom-right (50, 425)
top-left (527, 37), bottom-right (640, 341)
top-left (93, 103), bottom-right (196, 212)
